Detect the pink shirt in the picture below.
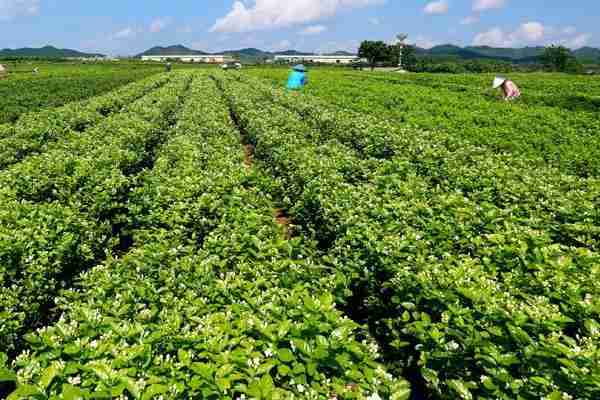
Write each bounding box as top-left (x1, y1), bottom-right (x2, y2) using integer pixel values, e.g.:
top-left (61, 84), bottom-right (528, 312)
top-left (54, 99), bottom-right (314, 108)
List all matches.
top-left (503, 80), bottom-right (521, 100)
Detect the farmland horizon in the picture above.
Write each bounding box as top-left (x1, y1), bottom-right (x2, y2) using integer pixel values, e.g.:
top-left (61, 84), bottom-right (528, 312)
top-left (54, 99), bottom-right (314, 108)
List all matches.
top-left (0, 1), bottom-right (598, 57)
top-left (2, 43), bottom-right (600, 62)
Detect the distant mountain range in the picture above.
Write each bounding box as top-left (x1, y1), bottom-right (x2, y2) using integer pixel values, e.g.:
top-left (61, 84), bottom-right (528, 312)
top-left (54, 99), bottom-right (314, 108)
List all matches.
top-left (136, 45), bottom-right (316, 61)
top-left (138, 44), bottom-right (600, 63)
top-left (1, 44), bottom-right (598, 63)
top-left (0, 45), bottom-right (104, 58)
top-left (418, 44), bottom-right (600, 62)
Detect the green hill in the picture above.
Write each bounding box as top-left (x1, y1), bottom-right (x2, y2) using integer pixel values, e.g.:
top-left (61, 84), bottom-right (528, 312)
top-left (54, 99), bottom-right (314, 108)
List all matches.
top-left (425, 44), bottom-right (510, 60)
top-left (464, 46), bottom-right (545, 60)
top-left (137, 45), bottom-right (208, 57)
top-left (136, 44), bottom-right (600, 64)
top-left (418, 45), bottom-right (597, 63)
top-left (137, 46), bottom-right (315, 63)
top-left (574, 47), bottom-right (600, 62)
top-left (0, 45), bottom-right (103, 58)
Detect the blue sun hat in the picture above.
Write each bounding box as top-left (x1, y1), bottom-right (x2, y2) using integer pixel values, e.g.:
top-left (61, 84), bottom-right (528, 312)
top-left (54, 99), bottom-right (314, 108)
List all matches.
top-left (293, 64), bottom-right (307, 72)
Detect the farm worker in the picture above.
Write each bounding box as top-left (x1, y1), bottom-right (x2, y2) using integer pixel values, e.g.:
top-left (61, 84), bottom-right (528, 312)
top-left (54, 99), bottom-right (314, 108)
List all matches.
top-left (165, 63), bottom-right (172, 73)
top-left (287, 64), bottom-right (308, 90)
top-left (493, 76), bottom-right (521, 101)
top-left (33, 67), bottom-right (39, 74)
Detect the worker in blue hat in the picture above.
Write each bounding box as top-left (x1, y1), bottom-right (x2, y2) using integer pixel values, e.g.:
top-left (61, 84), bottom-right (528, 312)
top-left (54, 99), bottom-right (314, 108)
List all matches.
top-left (286, 64), bottom-right (308, 90)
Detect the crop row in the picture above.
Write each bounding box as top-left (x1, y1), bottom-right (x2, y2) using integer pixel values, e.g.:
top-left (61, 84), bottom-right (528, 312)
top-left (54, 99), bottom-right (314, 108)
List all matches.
top-left (218, 72), bottom-right (600, 399)
top-left (0, 72), bottom-right (192, 358)
top-left (4, 74), bottom-right (410, 400)
top-left (0, 65), bottom-right (163, 124)
top-left (341, 72), bottom-right (600, 112)
top-left (249, 69), bottom-right (600, 177)
top-left (0, 73), bottom-right (171, 170)
top-left (231, 74), bottom-right (600, 255)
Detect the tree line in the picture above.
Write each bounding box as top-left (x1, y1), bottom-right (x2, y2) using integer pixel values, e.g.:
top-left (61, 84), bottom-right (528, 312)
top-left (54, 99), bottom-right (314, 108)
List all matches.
top-left (357, 40), bottom-right (591, 74)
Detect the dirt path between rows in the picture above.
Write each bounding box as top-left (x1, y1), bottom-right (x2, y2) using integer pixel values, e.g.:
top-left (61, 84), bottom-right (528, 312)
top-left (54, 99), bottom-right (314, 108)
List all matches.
top-left (212, 75), bottom-right (294, 240)
top-left (243, 143), bottom-right (254, 169)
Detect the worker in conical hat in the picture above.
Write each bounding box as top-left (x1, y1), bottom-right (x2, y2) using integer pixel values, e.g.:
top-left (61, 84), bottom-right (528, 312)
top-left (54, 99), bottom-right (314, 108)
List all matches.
top-left (493, 76), bottom-right (521, 101)
top-left (287, 64), bottom-right (309, 91)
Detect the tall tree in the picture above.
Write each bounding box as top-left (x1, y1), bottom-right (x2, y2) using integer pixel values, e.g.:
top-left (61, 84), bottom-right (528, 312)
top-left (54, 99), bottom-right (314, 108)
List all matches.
top-left (401, 45), bottom-right (418, 71)
top-left (541, 45), bottom-right (574, 72)
top-left (358, 40), bottom-right (389, 70)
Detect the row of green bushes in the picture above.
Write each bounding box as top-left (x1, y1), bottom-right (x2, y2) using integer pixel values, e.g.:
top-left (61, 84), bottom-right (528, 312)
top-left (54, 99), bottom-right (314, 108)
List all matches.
top-left (3, 73), bottom-right (409, 399)
top-left (0, 73), bottom-right (191, 358)
top-left (220, 72), bottom-right (600, 399)
top-left (0, 74), bottom-right (170, 169)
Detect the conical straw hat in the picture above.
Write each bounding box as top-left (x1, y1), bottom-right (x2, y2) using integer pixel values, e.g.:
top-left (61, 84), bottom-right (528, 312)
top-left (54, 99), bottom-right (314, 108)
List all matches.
top-left (493, 76), bottom-right (506, 89)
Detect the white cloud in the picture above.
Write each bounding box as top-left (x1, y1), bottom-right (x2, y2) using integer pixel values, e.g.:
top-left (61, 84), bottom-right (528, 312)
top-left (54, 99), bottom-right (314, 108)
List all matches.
top-left (150, 17), bottom-right (172, 33)
top-left (271, 39), bottom-right (292, 51)
top-left (562, 33), bottom-right (591, 49)
top-left (0, 0), bottom-right (39, 20)
top-left (414, 35), bottom-right (439, 49)
top-left (177, 26), bottom-right (193, 34)
top-left (300, 25), bottom-right (327, 35)
top-left (473, 0), bottom-right (506, 12)
top-left (210, 0), bottom-right (385, 33)
top-left (460, 15), bottom-right (479, 25)
top-left (424, 0), bottom-right (448, 15)
top-left (515, 21), bottom-right (544, 42)
top-left (473, 22), bottom-right (589, 49)
top-left (369, 17), bottom-right (381, 25)
top-left (112, 27), bottom-right (137, 40)
top-left (315, 39), bottom-right (361, 54)
top-left (473, 27), bottom-right (511, 46)
top-left (473, 22), bottom-right (545, 47)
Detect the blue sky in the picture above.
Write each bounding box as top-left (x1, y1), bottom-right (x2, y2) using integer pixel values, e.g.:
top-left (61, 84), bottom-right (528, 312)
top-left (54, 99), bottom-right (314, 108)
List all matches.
top-left (0, 1), bottom-right (597, 55)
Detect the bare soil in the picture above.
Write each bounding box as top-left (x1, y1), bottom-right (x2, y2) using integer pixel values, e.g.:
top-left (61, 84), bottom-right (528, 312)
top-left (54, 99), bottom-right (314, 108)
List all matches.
top-left (274, 208), bottom-right (293, 239)
top-left (243, 144), bottom-right (254, 168)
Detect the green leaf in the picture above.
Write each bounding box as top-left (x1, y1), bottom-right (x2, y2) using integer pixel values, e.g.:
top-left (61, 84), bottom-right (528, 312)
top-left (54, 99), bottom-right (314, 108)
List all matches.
top-left (40, 364), bottom-right (60, 389)
top-left (291, 339), bottom-right (311, 356)
top-left (391, 381), bottom-right (411, 400)
top-left (530, 376), bottom-right (551, 387)
top-left (0, 367), bottom-right (17, 383)
top-left (191, 363), bottom-right (214, 380)
top-left (61, 384), bottom-right (85, 400)
top-left (177, 349), bottom-right (191, 366)
top-left (447, 379), bottom-right (473, 400)
top-left (277, 364), bottom-right (291, 376)
top-left (216, 377), bottom-right (231, 393)
top-left (23, 333), bottom-right (42, 345)
top-left (122, 376), bottom-right (141, 399)
top-left (86, 362), bottom-right (111, 381)
top-left (292, 363), bottom-right (305, 375)
top-left (546, 391), bottom-right (563, 400)
top-left (63, 343), bottom-right (80, 356)
top-left (259, 374), bottom-right (273, 397)
top-left (277, 348), bottom-right (294, 363)
top-left (7, 385), bottom-right (45, 400)
top-left (141, 384), bottom-right (168, 400)
top-left (110, 383), bottom-right (126, 397)
top-left (247, 380), bottom-right (262, 399)
top-left (313, 346), bottom-right (329, 360)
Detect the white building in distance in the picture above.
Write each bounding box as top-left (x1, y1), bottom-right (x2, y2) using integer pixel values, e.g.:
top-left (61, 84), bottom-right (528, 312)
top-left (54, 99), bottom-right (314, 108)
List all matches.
top-left (273, 55), bottom-right (363, 64)
top-left (141, 55), bottom-right (234, 63)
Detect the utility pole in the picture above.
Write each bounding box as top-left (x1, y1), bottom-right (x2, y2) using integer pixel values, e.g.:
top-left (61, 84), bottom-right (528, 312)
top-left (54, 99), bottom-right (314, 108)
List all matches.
top-left (396, 34), bottom-right (408, 70)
